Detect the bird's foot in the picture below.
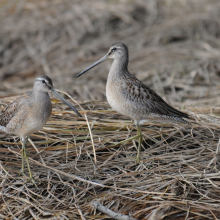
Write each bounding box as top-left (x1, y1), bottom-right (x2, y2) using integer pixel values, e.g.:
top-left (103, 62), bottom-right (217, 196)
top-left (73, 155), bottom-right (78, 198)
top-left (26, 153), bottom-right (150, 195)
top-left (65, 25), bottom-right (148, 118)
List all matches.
top-left (28, 176), bottom-right (38, 188)
top-left (19, 170), bottom-right (38, 188)
top-left (19, 169), bottom-right (27, 177)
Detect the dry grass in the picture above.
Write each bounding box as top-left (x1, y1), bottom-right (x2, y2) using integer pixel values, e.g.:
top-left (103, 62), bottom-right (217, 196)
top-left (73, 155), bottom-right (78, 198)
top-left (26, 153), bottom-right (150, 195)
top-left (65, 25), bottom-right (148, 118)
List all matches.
top-left (0, 97), bottom-right (220, 219)
top-left (1, 0), bottom-right (220, 219)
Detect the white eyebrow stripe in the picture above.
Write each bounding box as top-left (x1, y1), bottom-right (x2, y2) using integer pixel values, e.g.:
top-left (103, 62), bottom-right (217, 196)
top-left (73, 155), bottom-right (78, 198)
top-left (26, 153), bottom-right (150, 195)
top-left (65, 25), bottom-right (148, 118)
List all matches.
top-left (37, 77), bottom-right (47, 81)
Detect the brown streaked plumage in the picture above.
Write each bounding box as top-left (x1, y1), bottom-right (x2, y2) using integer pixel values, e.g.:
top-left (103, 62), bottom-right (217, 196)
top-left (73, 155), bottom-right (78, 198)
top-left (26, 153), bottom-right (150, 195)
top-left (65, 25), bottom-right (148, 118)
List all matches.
top-left (77, 42), bottom-right (189, 163)
top-left (0, 75), bottom-right (82, 184)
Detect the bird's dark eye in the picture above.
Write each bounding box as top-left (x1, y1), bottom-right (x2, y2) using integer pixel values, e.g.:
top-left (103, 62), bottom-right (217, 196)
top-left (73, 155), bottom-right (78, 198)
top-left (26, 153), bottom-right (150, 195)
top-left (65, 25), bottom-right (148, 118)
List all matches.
top-left (42, 80), bottom-right (46, 84)
top-left (112, 47), bottom-right (117, 51)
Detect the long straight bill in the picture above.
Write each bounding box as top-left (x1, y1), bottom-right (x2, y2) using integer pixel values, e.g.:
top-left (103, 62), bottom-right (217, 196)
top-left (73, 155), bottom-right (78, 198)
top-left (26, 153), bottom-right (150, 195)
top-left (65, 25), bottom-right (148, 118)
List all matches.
top-left (76, 54), bottom-right (108, 78)
top-left (51, 88), bottom-right (82, 117)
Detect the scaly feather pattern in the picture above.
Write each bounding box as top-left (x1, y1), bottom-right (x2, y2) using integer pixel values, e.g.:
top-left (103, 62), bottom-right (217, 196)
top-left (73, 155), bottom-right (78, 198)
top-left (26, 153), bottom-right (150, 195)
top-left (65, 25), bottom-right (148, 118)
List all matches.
top-left (0, 92), bottom-right (31, 127)
top-left (123, 74), bottom-right (189, 120)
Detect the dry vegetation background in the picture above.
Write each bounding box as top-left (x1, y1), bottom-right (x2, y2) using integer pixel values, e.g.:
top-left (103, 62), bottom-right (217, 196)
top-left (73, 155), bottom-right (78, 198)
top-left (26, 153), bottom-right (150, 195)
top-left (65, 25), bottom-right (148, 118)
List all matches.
top-left (1, 0), bottom-right (220, 219)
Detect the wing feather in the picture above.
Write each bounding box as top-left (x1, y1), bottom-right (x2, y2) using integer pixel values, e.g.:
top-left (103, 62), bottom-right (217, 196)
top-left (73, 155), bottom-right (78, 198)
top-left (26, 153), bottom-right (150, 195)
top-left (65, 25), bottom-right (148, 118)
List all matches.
top-left (124, 75), bottom-right (189, 119)
top-left (0, 92), bottom-right (31, 127)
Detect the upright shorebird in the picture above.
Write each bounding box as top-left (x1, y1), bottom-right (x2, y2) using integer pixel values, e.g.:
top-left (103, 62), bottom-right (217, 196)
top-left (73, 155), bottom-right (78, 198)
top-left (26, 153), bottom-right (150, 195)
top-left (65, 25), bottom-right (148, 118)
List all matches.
top-left (0, 75), bottom-right (82, 183)
top-left (77, 42), bottom-right (189, 163)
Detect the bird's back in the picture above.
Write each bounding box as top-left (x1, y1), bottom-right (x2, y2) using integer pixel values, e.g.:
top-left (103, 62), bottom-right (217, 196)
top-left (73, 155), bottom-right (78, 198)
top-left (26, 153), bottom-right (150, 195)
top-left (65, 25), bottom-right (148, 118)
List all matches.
top-left (106, 71), bottom-right (189, 124)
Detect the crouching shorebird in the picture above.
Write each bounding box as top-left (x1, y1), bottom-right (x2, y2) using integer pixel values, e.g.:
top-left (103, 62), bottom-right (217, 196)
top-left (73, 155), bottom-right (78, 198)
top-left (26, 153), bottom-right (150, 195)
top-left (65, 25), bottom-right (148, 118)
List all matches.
top-left (77, 42), bottom-right (189, 163)
top-left (0, 75), bottom-right (82, 184)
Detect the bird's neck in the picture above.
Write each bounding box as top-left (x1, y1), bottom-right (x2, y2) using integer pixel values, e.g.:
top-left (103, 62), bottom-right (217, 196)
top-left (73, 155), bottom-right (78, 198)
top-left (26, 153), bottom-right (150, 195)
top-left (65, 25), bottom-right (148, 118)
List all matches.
top-left (108, 58), bottom-right (129, 81)
top-left (32, 89), bottom-right (50, 103)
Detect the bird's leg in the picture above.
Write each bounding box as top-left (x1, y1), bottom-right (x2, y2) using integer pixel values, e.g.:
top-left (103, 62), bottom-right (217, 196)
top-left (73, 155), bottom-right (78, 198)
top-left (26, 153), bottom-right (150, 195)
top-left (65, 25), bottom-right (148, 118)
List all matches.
top-left (21, 137), bottom-right (37, 187)
top-left (108, 135), bottom-right (139, 148)
top-left (136, 123), bottom-right (142, 164)
top-left (20, 138), bottom-right (27, 176)
top-left (107, 123), bottom-right (143, 163)
top-left (24, 141), bottom-right (36, 185)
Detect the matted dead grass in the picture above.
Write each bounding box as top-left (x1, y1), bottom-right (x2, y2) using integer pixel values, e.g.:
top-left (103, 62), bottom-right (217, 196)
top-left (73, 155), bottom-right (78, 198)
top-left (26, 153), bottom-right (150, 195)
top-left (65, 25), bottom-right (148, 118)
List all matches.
top-left (0, 96), bottom-right (220, 219)
top-left (1, 0), bottom-right (220, 219)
